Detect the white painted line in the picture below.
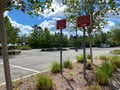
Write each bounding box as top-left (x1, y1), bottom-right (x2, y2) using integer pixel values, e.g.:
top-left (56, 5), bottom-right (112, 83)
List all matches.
top-left (0, 62), bottom-right (39, 73)
top-left (0, 69), bottom-right (49, 86)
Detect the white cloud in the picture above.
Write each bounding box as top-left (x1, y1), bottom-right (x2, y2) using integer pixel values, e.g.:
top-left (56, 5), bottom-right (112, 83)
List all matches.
top-left (39, 20), bottom-right (56, 31)
top-left (102, 21), bottom-right (116, 32)
top-left (4, 11), bottom-right (9, 17)
top-left (42, 0), bottom-right (66, 18)
top-left (8, 17), bottom-right (33, 35)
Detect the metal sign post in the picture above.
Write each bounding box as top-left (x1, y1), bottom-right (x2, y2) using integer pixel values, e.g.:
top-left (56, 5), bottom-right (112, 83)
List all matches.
top-left (75, 30), bottom-right (78, 52)
top-left (56, 19), bottom-right (66, 75)
top-left (77, 15), bottom-right (90, 79)
top-left (60, 29), bottom-right (63, 75)
top-left (83, 27), bottom-right (86, 79)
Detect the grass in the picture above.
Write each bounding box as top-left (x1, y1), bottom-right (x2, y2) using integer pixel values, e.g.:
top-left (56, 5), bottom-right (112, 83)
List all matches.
top-left (110, 49), bottom-right (120, 54)
top-left (86, 54), bottom-right (91, 59)
top-left (109, 56), bottom-right (120, 68)
top-left (95, 62), bottom-right (114, 85)
top-left (63, 60), bottom-right (73, 69)
top-left (90, 84), bottom-right (101, 90)
top-left (99, 55), bottom-right (109, 61)
top-left (36, 74), bottom-right (52, 90)
top-left (51, 61), bottom-right (60, 73)
top-left (76, 55), bottom-right (84, 63)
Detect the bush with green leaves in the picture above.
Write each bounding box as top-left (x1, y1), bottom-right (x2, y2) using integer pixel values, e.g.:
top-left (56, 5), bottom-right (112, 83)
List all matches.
top-left (110, 49), bottom-right (120, 54)
top-left (51, 61), bottom-right (60, 73)
top-left (63, 60), bottom-right (72, 69)
top-left (90, 84), bottom-right (101, 90)
top-left (36, 74), bottom-right (52, 90)
top-left (19, 46), bottom-right (31, 50)
top-left (110, 56), bottom-right (120, 68)
top-left (76, 55), bottom-right (84, 63)
top-left (86, 54), bottom-right (91, 59)
top-left (95, 62), bottom-right (114, 85)
top-left (99, 55), bottom-right (109, 61)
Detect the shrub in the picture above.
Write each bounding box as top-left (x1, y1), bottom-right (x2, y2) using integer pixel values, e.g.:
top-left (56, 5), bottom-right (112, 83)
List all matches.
top-left (63, 60), bottom-right (72, 69)
top-left (86, 54), bottom-right (91, 59)
top-left (110, 49), bottom-right (120, 54)
top-left (76, 55), bottom-right (84, 63)
top-left (99, 55), bottom-right (109, 61)
top-left (20, 46), bottom-right (31, 50)
top-left (110, 56), bottom-right (120, 68)
top-left (51, 61), bottom-right (60, 73)
top-left (37, 74), bottom-right (52, 90)
top-left (95, 67), bottom-right (109, 85)
top-left (86, 61), bottom-right (92, 70)
top-left (95, 62), bottom-right (114, 85)
top-left (90, 84), bottom-right (101, 90)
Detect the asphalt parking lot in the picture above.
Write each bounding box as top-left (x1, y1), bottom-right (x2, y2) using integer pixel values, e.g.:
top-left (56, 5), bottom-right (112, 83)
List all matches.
top-left (0, 47), bottom-right (119, 84)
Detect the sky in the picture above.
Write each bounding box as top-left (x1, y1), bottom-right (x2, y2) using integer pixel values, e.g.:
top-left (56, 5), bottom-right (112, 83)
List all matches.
top-left (4, 0), bottom-right (120, 36)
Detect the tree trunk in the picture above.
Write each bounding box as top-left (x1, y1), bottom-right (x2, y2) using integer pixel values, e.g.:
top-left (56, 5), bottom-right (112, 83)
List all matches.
top-left (88, 33), bottom-right (93, 64)
top-left (0, 13), bottom-right (13, 90)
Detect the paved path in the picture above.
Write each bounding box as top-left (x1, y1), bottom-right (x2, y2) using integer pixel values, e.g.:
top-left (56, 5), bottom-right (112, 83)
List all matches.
top-left (0, 47), bottom-right (119, 83)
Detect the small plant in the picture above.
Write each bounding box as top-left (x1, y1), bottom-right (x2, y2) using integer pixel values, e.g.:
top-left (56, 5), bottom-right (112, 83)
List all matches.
top-left (69, 72), bottom-right (73, 77)
top-left (76, 55), bottom-right (84, 63)
top-left (110, 56), bottom-right (120, 68)
top-left (110, 49), bottom-right (120, 54)
top-left (86, 61), bottom-right (92, 70)
top-left (95, 62), bottom-right (114, 85)
top-left (99, 55), bottom-right (109, 61)
top-left (63, 60), bottom-right (72, 69)
top-left (51, 61), bottom-right (60, 73)
top-left (86, 54), bottom-right (91, 59)
top-left (37, 74), bottom-right (52, 90)
top-left (90, 84), bottom-right (101, 90)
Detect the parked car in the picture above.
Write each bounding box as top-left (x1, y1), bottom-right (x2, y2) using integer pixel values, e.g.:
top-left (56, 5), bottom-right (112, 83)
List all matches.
top-left (100, 44), bottom-right (110, 48)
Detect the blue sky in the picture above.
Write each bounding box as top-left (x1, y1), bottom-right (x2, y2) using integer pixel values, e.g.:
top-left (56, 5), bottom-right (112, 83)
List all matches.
top-left (4, 0), bottom-right (120, 36)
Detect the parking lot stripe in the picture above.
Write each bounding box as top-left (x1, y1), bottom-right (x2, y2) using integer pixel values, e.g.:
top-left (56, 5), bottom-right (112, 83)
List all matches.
top-left (0, 62), bottom-right (39, 73)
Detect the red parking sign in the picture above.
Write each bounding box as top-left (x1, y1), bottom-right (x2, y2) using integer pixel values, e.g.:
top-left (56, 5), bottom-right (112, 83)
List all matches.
top-left (56, 19), bottom-right (66, 29)
top-left (77, 15), bottom-right (90, 27)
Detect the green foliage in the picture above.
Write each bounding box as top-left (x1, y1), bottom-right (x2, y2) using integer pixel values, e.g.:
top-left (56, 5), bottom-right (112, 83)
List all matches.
top-left (36, 74), bottom-right (52, 90)
top-left (51, 61), bottom-right (60, 73)
top-left (19, 46), bottom-right (31, 50)
top-left (76, 55), bottom-right (84, 63)
top-left (63, 60), bottom-right (72, 69)
top-left (69, 72), bottom-right (73, 77)
top-left (110, 56), bottom-right (120, 68)
top-left (90, 84), bottom-right (101, 90)
top-left (4, 16), bottom-right (19, 44)
top-left (86, 54), bottom-right (91, 59)
top-left (108, 27), bottom-right (120, 46)
top-left (110, 49), bottom-right (120, 54)
top-left (28, 25), bottom-right (69, 48)
top-left (95, 62), bottom-right (114, 85)
top-left (99, 55), bottom-right (109, 61)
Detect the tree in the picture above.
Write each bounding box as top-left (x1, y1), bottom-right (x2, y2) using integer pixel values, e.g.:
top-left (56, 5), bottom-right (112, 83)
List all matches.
top-left (108, 26), bottom-right (120, 46)
top-left (17, 34), bottom-right (29, 45)
top-left (0, 0), bottom-right (53, 90)
top-left (4, 16), bottom-right (19, 44)
top-left (28, 25), bottom-right (43, 48)
top-left (64, 0), bottom-right (120, 63)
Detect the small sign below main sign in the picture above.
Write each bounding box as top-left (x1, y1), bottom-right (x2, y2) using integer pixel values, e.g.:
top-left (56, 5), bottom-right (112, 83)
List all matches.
top-left (56, 19), bottom-right (66, 29)
top-left (77, 15), bottom-right (90, 27)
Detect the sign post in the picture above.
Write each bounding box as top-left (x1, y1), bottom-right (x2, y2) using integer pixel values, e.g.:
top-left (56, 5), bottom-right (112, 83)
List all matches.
top-left (77, 15), bottom-right (90, 79)
top-left (56, 19), bottom-right (66, 75)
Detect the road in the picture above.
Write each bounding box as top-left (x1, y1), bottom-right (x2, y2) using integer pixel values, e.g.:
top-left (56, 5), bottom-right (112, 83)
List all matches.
top-left (0, 47), bottom-right (119, 84)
